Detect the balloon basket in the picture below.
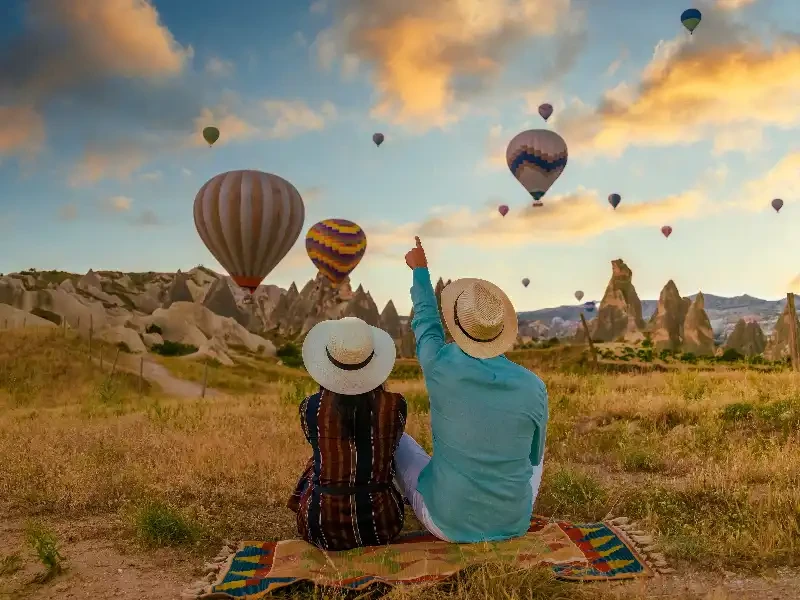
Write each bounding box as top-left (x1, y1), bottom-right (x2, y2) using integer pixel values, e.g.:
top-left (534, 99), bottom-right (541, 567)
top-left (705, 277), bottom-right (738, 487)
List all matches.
top-left (532, 201), bottom-right (543, 207)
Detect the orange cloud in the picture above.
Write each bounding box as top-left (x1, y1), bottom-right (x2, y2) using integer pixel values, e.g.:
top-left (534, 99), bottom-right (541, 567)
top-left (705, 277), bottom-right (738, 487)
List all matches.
top-left (69, 143), bottom-right (146, 186)
top-left (317, 0), bottom-right (574, 129)
top-left (716, 0), bottom-right (757, 8)
top-left (368, 188), bottom-right (709, 249)
top-left (557, 15), bottom-right (800, 157)
top-left (739, 151), bottom-right (800, 212)
top-left (0, 105), bottom-right (45, 157)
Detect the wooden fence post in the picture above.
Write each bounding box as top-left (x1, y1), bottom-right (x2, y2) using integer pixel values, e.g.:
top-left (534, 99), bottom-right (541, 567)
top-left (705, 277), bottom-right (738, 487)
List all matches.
top-left (88, 315), bottom-right (94, 357)
top-left (110, 348), bottom-right (120, 376)
top-left (138, 356), bottom-right (144, 397)
top-left (201, 361), bottom-right (208, 399)
top-left (579, 313), bottom-right (599, 368)
top-left (99, 347), bottom-right (104, 369)
top-left (787, 293), bottom-right (799, 372)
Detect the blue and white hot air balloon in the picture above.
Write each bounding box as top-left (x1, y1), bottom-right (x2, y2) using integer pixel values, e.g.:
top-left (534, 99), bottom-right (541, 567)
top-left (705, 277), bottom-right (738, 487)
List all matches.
top-left (582, 301), bottom-right (596, 313)
top-left (506, 129), bottom-right (568, 207)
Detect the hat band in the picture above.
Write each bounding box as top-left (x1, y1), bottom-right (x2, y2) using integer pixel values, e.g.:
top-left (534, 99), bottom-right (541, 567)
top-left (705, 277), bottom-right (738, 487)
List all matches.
top-left (326, 346), bottom-right (375, 371)
top-left (453, 292), bottom-right (504, 343)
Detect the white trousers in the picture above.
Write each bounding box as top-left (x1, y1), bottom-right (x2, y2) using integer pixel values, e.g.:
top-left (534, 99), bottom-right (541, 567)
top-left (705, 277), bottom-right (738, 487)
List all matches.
top-left (393, 433), bottom-right (544, 542)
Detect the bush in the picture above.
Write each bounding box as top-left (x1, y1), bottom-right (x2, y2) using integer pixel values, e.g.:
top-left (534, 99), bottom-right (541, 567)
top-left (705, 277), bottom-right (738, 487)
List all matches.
top-left (680, 352), bottom-right (698, 364)
top-left (151, 341), bottom-right (198, 357)
top-left (276, 343), bottom-right (304, 368)
top-left (720, 348), bottom-right (743, 362)
top-left (145, 323), bottom-right (163, 335)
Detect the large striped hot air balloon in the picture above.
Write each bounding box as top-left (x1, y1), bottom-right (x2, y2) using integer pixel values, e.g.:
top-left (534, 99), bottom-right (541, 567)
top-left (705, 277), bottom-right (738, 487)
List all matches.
top-left (506, 129), bottom-right (568, 207)
top-left (305, 219), bottom-right (367, 285)
top-left (193, 170), bottom-right (305, 293)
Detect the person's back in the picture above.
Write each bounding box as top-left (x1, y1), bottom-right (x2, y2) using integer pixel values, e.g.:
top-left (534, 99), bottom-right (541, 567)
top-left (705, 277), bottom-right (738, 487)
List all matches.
top-left (288, 317), bottom-right (407, 551)
top-left (393, 236), bottom-right (548, 543)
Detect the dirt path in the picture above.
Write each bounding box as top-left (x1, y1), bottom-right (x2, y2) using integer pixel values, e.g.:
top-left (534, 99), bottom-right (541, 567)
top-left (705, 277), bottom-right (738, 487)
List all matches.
top-left (2, 517), bottom-right (799, 600)
top-left (95, 354), bottom-right (217, 399)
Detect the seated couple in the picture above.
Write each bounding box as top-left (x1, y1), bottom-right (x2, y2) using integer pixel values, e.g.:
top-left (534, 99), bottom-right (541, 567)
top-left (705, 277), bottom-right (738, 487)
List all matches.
top-left (287, 237), bottom-right (548, 551)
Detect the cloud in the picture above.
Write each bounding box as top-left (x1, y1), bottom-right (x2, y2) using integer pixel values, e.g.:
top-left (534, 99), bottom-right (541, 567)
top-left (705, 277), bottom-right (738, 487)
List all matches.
top-left (1, 0), bottom-right (192, 104)
top-left (739, 151), bottom-right (800, 211)
top-left (294, 31), bottom-right (308, 47)
top-left (69, 142), bottom-right (146, 186)
top-left (605, 47), bottom-right (628, 77)
top-left (715, 0), bottom-right (757, 8)
top-left (102, 196), bottom-right (133, 213)
top-left (0, 105), bottom-right (45, 158)
top-left (139, 170), bottom-right (162, 181)
top-left (205, 56), bottom-right (235, 77)
top-left (181, 168), bottom-right (192, 177)
top-left (58, 203), bottom-right (78, 221)
top-left (315, 0), bottom-right (577, 130)
top-left (368, 188), bottom-right (709, 249)
top-left (482, 124), bottom-right (508, 169)
top-left (263, 100), bottom-right (337, 138)
top-left (310, 0), bottom-right (328, 14)
top-left (302, 186), bottom-right (325, 203)
top-left (131, 209), bottom-right (160, 226)
top-left (557, 9), bottom-right (800, 158)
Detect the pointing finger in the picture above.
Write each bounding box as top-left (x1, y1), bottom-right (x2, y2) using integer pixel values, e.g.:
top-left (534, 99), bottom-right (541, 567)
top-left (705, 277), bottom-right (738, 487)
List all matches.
top-left (415, 236), bottom-right (422, 248)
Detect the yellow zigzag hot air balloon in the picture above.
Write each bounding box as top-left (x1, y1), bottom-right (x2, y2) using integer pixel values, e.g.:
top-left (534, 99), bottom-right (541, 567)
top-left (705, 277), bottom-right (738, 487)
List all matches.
top-left (305, 219), bottom-right (367, 285)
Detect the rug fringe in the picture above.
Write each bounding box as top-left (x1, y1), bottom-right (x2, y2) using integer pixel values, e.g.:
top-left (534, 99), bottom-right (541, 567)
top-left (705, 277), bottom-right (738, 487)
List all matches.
top-left (606, 517), bottom-right (674, 576)
top-left (180, 540), bottom-right (241, 599)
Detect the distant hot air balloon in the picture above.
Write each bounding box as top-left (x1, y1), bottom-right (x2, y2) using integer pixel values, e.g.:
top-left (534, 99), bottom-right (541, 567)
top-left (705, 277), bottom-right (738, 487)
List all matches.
top-left (575, 290), bottom-right (584, 301)
top-left (661, 225), bottom-right (673, 238)
top-left (202, 126), bottom-right (220, 147)
top-left (498, 204), bottom-right (509, 217)
top-left (583, 301), bottom-right (596, 313)
top-left (772, 198), bottom-right (784, 213)
top-left (373, 133), bottom-right (385, 147)
top-left (506, 129), bottom-right (568, 207)
top-left (608, 193), bottom-right (621, 209)
top-left (194, 170), bottom-right (305, 293)
top-left (522, 278), bottom-right (530, 288)
top-left (538, 103), bottom-right (553, 121)
top-left (681, 8), bottom-right (701, 34)
top-left (306, 219), bottom-right (367, 285)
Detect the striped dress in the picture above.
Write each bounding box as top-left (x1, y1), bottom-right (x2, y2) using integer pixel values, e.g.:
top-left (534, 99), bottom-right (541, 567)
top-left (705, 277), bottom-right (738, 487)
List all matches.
top-left (287, 388), bottom-right (407, 551)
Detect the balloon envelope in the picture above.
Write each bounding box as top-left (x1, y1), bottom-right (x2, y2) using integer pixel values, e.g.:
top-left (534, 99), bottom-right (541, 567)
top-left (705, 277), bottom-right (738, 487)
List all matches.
top-left (681, 8), bottom-right (701, 33)
top-left (522, 278), bottom-right (530, 288)
top-left (194, 170), bottom-right (305, 293)
top-left (306, 219), bottom-right (367, 285)
top-left (372, 133), bottom-right (384, 147)
top-left (608, 193), bottom-right (621, 209)
top-left (772, 198), bottom-right (784, 212)
top-left (202, 126), bottom-right (220, 146)
top-left (498, 204), bottom-right (509, 217)
top-left (661, 225), bottom-right (673, 238)
top-left (538, 103), bottom-right (553, 121)
top-left (583, 301), bottom-right (596, 313)
top-left (575, 290), bottom-right (584, 301)
top-left (506, 129), bottom-right (568, 206)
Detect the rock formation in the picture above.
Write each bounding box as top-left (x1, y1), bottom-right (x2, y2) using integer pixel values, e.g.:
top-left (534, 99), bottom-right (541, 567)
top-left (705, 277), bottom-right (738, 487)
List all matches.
top-left (202, 276), bottom-right (248, 327)
top-left (648, 280), bottom-right (691, 351)
top-left (765, 298), bottom-right (800, 361)
top-left (577, 259), bottom-right (645, 342)
top-left (724, 318), bottom-right (766, 357)
top-left (379, 300), bottom-right (402, 339)
top-left (163, 270), bottom-right (194, 308)
top-left (681, 292), bottom-right (715, 355)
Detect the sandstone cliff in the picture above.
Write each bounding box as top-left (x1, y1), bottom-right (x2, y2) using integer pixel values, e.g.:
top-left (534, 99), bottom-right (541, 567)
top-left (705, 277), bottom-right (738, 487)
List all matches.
top-left (724, 318), bottom-right (766, 357)
top-left (577, 259), bottom-right (645, 342)
top-left (682, 292), bottom-right (715, 355)
top-left (765, 298), bottom-right (800, 361)
top-left (649, 280), bottom-right (690, 351)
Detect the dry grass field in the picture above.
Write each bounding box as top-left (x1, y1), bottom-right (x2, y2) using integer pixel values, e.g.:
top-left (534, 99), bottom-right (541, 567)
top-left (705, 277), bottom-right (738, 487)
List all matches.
top-left (2, 329), bottom-right (800, 599)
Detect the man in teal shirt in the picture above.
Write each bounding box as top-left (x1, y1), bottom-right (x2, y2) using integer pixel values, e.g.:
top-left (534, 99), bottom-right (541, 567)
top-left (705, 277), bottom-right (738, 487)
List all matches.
top-left (393, 237), bottom-right (548, 543)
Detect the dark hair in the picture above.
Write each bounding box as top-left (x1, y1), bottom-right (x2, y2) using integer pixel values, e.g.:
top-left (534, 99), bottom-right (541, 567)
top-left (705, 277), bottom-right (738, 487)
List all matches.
top-left (325, 385), bottom-right (384, 439)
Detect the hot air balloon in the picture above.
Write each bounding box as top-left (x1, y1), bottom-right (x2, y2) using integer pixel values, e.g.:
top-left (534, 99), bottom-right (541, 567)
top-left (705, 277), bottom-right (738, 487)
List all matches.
top-left (575, 290), bottom-right (584, 301)
top-left (661, 225), bottom-right (673, 239)
top-left (194, 170), bottom-right (305, 293)
top-left (202, 126), bottom-right (219, 147)
top-left (373, 133), bottom-right (384, 147)
top-left (498, 204), bottom-right (509, 217)
top-left (681, 8), bottom-right (701, 34)
top-left (306, 219), bottom-right (367, 285)
top-left (608, 193), bottom-right (621, 209)
top-left (772, 198), bottom-right (784, 213)
top-left (506, 129), bottom-right (568, 207)
top-left (522, 278), bottom-right (530, 288)
top-left (583, 301), bottom-right (596, 313)
top-left (538, 103), bottom-right (553, 121)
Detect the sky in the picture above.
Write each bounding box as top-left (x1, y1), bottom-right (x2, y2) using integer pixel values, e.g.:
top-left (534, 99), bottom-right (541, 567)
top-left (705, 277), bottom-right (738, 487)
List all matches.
top-left (1, 0), bottom-right (800, 315)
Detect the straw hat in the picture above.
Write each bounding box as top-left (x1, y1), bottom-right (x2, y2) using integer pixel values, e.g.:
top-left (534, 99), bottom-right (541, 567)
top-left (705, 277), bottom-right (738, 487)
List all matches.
top-left (302, 317), bottom-right (397, 395)
top-left (440, 278), bottom-right (518, 359)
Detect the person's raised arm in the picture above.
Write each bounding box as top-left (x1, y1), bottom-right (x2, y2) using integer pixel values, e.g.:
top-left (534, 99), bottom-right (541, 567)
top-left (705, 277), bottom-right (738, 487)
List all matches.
top-left (405, 237), bottom-right (446, 374)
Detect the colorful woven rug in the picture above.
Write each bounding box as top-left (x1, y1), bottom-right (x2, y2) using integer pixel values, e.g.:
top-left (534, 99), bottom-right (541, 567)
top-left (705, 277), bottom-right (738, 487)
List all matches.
top-left (183, 517), bottom-right (670, 599)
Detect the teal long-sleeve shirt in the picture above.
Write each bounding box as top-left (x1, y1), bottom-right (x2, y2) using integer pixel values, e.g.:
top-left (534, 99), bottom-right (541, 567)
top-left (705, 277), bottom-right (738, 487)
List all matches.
top-left (410, 267), bottom-right (548, 542)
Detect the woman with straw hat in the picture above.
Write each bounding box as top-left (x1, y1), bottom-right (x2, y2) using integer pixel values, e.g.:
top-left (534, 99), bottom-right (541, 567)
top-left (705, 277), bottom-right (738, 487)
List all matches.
top-left (287, 316), bottom-right (407, 551)
top-left (394, 237), bottom-right (548, 543)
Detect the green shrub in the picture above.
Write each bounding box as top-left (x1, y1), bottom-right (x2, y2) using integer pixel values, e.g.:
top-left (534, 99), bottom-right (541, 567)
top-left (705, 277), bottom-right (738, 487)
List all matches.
top-left (145, 323), bottom-right (163, 335)
top-left (151, 341), bottom-right (198, 357)
top-left (720, 348), bottom-right (743, 362)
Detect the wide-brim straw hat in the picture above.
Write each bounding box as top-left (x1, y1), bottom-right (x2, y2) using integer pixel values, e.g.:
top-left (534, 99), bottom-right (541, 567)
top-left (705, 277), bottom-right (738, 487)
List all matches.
top-left (441, 278), bottom-right (518, 359)
top-left (302, 316), bottom-right (397, 395)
